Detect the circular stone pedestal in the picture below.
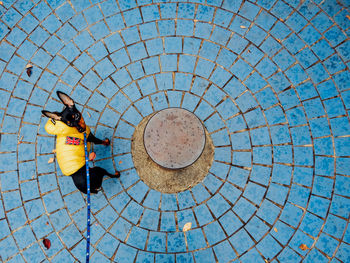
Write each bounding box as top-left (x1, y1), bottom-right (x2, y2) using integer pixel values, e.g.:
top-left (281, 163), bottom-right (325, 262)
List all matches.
top-left (144, 108), bottom-right (205, 169)
top-left (132, 110), bottom-right (214, 194)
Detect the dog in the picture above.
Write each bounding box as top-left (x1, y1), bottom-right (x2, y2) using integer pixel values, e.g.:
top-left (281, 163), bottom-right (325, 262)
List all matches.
top-left (42, 91), bottom-right (119, 194)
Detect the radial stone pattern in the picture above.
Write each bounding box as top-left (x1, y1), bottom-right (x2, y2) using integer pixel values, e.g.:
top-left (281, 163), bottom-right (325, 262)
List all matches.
top-left (0, 0), bottom-right (349, 263)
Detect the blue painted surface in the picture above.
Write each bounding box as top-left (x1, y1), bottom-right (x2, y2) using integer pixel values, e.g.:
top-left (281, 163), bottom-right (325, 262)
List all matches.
top-left (0, 0), bottom-right (349, 262)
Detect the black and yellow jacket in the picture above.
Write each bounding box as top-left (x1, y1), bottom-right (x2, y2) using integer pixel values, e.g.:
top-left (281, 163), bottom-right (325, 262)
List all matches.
top-left (45, 119), bottom-right (91, 176)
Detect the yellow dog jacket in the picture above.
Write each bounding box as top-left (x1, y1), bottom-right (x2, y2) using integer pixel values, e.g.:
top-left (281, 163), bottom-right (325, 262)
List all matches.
top-left (45, 119), bottom-right (91, 176)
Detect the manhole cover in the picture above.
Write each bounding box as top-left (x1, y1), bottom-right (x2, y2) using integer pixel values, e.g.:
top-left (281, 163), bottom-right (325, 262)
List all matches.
top-left (143, 108), bottom-right (206, 169)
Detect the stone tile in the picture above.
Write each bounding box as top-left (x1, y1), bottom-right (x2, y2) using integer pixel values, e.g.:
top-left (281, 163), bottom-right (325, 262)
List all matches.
top-left (147, 231), bottom-right (166, 252)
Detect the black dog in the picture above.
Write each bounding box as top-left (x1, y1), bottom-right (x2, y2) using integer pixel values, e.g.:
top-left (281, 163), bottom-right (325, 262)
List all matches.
top-left (42, 91), bottom-right (119, 194)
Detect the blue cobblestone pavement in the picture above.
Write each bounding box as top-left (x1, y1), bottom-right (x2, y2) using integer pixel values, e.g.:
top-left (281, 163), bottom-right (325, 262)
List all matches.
top-left (0, 0), bottom-right (350, 262)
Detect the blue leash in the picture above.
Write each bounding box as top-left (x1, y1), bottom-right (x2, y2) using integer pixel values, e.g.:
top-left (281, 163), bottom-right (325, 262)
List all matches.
top-left (83, 133), bottom-right (91, 263)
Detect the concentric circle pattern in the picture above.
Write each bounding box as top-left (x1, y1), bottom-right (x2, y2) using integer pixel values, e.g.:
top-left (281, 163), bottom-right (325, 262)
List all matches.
top-left (0, 0), bottom-right (349, 262)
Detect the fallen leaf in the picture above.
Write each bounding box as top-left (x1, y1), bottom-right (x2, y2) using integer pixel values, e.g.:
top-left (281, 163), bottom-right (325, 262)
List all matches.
top-left (264, 259), bottom-right (269, 263)
top-left (240, 25), bottom-right (246, 29)
top-left (45, 222), bottom-right (49, 225)
top-left (182, 222), bottom-right (192, 232)
top-left (299, 244), bottom-right (309, 251)
top-left (87, 111), bottom-right (91, 118)
top-left (26, 64), bottom-right (33, 77)
top-left (273, 227), bottom-right (278, 232)
top-left (119, 160), bottom-right (123, 165)
top-left (43, 238), bottom-right (51, 249)
top-left (48, 157), bottom-right (55, 163)
top-left (18, 135), bottom-right (24, 144)
top-left (52, 149), bottom-right (56, 153)
top-left (26, 68), bottom-right (32, 77)
top-left (0, 1), bottom-right (3, 5)
top-left (346, 15), bottom-right (350, 20)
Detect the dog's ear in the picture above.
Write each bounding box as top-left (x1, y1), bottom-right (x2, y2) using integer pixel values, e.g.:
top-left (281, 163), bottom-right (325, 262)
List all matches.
top-left (42, 110), bottom-right (62, 120)
top-left (57, 91), bottom-right (74, 107)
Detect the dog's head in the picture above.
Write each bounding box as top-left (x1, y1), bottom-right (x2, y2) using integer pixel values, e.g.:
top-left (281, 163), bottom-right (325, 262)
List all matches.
top-left (42, 91), bottom-right (86, 133)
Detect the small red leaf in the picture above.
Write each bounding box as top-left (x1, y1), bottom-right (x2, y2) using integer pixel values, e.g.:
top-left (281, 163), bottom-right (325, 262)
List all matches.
top-left (26, 65), bottom-right (33, 77)
top-left (43, 238), bottom-right (51, 249)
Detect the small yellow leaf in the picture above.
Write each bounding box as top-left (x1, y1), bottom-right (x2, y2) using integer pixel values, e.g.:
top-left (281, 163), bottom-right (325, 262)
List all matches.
top-left (119, 160), bottom-right (123, 165)
top-left (48, 157), bottom-right (55, 163)
top-left (346, 15), bottom-right (350, 20)
top-left (273, 227), bottom-right (278, 232)
top-left (240, 25), bottom-right (246, 29)
top-left (0, 2), bottom-right (3, 5)
top-left (87, 111), bottom-right (91, 118)
top-left (18, 136), bottom-right (24, 144)
top-left (26, 63), bottom-right (33, 69)
top-left (299, 244), bottom-right (309, 251)
top-left (182, 222), bottom-right (192, 232)
top-left (52, 149), bottom-right (56, 153)
top-left (264, 259), bottom-right (269, 263)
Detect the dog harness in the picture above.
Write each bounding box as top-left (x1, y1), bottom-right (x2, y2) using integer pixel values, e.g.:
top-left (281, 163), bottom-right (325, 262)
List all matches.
top-left (44, 119), bottom-right (91, 175)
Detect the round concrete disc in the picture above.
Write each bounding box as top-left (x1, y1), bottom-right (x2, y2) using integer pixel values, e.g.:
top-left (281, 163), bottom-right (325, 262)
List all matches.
top-left (143, 108), bottom-right (206, 169)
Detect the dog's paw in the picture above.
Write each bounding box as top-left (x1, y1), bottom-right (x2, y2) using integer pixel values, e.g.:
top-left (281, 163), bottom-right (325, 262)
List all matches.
top-left (102, 138), bottom-right (110, 146)
top-left (109, 171), bottom-right (120, 178)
